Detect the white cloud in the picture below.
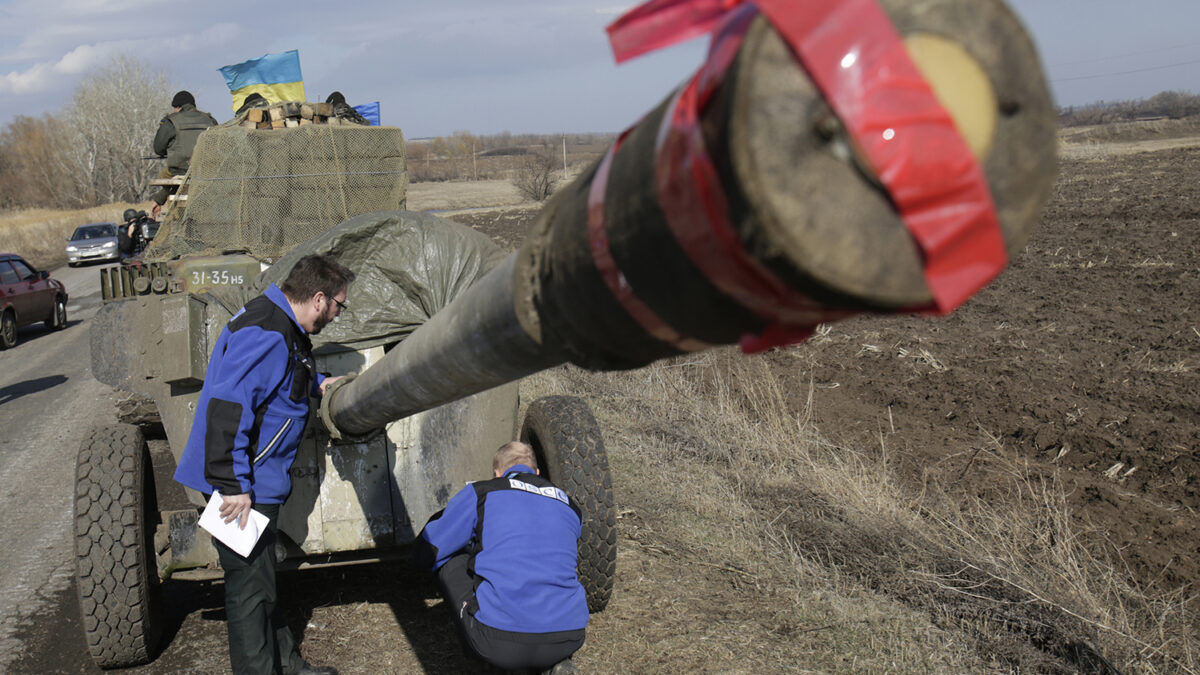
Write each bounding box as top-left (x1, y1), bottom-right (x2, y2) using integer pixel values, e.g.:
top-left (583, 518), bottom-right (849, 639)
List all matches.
top-left (0, 19), bottom-right (241, 100)
top-left (0, 62), bottom-right (53, 95)
top-left (54, 43), bottom-right (121, 75)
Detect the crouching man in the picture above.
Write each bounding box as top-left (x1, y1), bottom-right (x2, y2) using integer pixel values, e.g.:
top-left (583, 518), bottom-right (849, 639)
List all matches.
top-left (415, 442), bottom-right (587, 674)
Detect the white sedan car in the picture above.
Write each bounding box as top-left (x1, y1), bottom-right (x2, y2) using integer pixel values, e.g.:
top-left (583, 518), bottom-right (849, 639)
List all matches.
top-left (65, 222), bottom-right (121, 266)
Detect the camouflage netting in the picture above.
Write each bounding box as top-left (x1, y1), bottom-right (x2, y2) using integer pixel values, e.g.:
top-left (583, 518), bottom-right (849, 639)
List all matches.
top-left (147, 121), bottom-right (406, 261)
top-left (205, 210), bottom-right (508, 351)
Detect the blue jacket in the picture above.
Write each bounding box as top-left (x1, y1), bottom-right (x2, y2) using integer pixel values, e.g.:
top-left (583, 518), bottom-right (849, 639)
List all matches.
top-left (174, 284), bottom-right (324, 503)
top-left (416, 465), bottom-right (589, 634)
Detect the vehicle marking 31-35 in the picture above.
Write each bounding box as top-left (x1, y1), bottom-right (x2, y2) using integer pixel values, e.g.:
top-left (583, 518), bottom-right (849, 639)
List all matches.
top-left (191, 270), bottom-right (245, 286)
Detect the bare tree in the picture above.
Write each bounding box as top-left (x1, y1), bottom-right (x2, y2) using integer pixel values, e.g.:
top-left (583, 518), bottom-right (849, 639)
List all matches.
top-left (448, 130), bottom-right (478, 180)
top-left (65, 54), bottom-right (174, 205)
top-left (512, 145), bottom-right (558, 202)
top-left (0, 114), bottom-right (79, 209)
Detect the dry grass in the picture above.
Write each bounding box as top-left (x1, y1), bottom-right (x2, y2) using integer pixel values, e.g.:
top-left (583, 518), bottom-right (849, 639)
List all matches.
top-left (406, 179), bottom-right (527, 212)
top-left (0, 202), bottom-right (149, 269)
top-left (406, 169), bottom-right (589, 213)
top-left (519, 348), bottom-right (1198, 674)
top-left (1056, 118), bottom-right (1200, 160)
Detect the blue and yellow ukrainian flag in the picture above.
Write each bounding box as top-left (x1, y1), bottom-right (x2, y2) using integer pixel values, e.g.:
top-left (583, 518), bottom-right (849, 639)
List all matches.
top-left (218, 50), bottom-right (305, 112)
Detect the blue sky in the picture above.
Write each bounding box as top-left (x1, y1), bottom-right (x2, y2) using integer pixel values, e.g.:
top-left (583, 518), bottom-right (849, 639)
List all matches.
top-left (1, 1), bottom-right (1197, 137)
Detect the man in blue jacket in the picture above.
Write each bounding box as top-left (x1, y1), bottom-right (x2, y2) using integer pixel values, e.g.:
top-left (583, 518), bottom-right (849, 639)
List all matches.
top-left (416, 442), bottom-right (588, 674)
top-left (174, 254), bottom-right (354, 675)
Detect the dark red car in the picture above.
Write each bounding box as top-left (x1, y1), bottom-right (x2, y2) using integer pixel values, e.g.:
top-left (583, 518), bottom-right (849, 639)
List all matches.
top-left (0, 253), bottom-right (68, 349)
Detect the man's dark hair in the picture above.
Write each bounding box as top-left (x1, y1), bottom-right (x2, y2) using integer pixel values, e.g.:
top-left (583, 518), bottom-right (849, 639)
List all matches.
top-left (280, 255), bottom-right (355, 303)
top-left (171, 90), bottom-right (195, 107)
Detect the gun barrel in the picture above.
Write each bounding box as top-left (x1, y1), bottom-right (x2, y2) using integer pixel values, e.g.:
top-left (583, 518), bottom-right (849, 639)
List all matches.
top-left (327, 254), bottom-right (560, 435)
top-left (325, 0), bottom-right (1057, 438)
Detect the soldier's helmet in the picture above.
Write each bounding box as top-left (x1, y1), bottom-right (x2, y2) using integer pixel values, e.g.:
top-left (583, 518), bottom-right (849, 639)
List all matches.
top-left (123, 208), bottom-right (138, 223)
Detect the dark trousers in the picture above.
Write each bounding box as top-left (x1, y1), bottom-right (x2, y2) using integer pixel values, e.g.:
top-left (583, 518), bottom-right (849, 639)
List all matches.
top-left (213, 502), bottom-right (304, 675)
top-left (437, 554), bottom-right (585, 670)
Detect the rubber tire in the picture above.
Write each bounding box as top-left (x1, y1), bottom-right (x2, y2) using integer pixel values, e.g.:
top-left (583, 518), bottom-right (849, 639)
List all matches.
top-left (73, 424), bottom-right (163, 668)
top-left (0, 310), bottom-right (16, 349)
top-left (45, 295), bottom-right (66, 330)
top-left (520, 396), bottom-right (616, 613)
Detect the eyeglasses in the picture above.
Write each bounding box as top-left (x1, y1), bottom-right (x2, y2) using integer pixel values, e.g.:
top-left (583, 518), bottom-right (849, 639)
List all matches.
top-left (321, 294), bottom-right (348, 311)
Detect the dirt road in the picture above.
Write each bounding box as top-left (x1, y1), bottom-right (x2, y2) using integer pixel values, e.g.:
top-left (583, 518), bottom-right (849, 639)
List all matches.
top-left (0, 263), bottom-right (118, 673)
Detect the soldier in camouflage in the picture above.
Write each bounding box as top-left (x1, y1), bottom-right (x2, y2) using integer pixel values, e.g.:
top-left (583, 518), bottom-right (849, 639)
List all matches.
top-left (150, 90), bottom-right (217, 217)
top-left (325, 91), bottom-right (370, 126)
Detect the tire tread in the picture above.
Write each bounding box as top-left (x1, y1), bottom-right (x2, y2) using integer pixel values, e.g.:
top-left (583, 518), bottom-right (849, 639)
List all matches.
top-left (73, 424), bottom-right (161, 668)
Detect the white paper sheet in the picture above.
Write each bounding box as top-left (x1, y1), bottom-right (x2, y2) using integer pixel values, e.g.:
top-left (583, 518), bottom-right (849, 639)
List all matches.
top-left (198, 492), bottom-right (270, 558)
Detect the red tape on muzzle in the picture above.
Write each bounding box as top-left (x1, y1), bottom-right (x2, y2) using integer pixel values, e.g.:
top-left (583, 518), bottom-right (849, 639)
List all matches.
top-left (599, 0), bottom-right (1007, 352)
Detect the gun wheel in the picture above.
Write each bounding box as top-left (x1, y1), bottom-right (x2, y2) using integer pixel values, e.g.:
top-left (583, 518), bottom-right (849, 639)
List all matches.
top-left (521, 396), bottom-right (617, 613)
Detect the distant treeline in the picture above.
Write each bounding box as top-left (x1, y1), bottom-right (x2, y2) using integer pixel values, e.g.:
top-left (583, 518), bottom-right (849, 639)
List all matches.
top-left (1059, 90), bottom-right (1200, 127)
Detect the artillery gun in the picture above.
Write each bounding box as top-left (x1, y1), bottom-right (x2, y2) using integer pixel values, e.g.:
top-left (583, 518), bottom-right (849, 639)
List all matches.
top-left (76, 0), bottom-right (1056, 668)
top-left (81, 103), bottom-right (618, 668)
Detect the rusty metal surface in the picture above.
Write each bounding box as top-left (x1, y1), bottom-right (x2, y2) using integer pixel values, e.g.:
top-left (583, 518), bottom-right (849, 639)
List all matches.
top-left (90, 293), bottom-right (228, 474)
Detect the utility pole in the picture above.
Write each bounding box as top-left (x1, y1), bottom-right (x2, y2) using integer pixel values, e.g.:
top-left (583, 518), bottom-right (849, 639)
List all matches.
top-left (562, 135), bottom-right (568, 176)
top-left (473, 140), bottom-right (478, 181)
